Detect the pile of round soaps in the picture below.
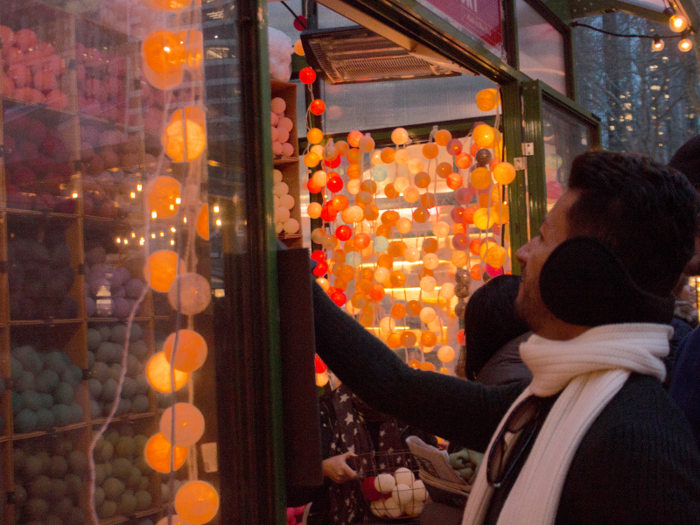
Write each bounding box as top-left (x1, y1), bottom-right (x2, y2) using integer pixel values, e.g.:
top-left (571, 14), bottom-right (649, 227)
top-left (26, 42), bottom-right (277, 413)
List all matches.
top-left (362, 467), bottom-right (427, 519)
top-left (93, 427), bottom-right (154, 519)
top-left (75, 43), bottom-right (127, 122)
top-left (8, 234), bottom-right (78, 321)
top-left (12, 439), bottom-right (88, 525)
top-left (273, 169), bottom-right (299, 235)
top-left (10, 346), bottom-right (83, 433)
top-left (87, 323), bottom-right (150, 418)
top-left (85, 247), bottom-right (145, 318)
top-left (271, 97), bottom-right (295, 157)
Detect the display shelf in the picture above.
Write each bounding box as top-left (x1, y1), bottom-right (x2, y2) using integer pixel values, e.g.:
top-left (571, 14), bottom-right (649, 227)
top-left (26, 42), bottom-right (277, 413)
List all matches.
top-left (273, 156), bottom-right (299, 166)
top-left (10, 421), bottom-right (88, 441)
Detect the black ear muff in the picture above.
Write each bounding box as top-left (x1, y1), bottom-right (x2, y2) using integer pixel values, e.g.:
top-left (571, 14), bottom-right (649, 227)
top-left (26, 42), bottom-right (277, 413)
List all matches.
top-left (539, 237), bottom-right (674, 326)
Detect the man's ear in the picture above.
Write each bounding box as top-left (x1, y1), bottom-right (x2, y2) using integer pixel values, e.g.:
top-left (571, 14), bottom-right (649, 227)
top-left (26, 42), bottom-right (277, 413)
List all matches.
top-left (539, 237), bottom-right (674, 326)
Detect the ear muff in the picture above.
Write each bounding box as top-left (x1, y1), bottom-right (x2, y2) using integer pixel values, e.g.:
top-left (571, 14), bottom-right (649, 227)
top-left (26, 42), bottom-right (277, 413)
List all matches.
top-left (539, 237), bottom-right (674, 326)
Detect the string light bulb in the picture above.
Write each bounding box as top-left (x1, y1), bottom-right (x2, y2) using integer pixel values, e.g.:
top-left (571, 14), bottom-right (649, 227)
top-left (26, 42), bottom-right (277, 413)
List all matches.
top-left (665, 7), bottom-right (689, 32)
top-left (679, 31), bottom-right (693, 52)
top-left (651, 35), bottom-right (664, 51)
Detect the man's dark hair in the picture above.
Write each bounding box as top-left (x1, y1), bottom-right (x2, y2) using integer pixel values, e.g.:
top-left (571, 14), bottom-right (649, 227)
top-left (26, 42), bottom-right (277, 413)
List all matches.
top-left (460, 275), bottom-right (530, 379)
top-left (669, 135), bottom-right (700, 188)
top-left (567, 151), bottom-right (700, 297)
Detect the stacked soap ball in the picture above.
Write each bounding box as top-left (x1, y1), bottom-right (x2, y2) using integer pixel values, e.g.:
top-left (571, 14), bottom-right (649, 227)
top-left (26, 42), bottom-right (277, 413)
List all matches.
top-left (8, 233), bottom-right (78, 321)
top-left (92, 427), bottom-right (155, 519)
top-left (271, 97), bottom-right (294, 157)
top-left (13, 439), bottom-right (88, 525)
top-left (4, 115), bottom-right (76, 212)
top-left (10, 345), bottom-right (83, 433)
top-left (0, 26), bottom-right (69, 108)
top-left (75, 43), bottom-right (127, 122)
top-left (84, 247), bottom-right (145, 318)
top-left (362, 467), bottom-right (427, 519)
top-left (87, 323), bottom-right (150, 418)
top-left (273, 169), bottom-right (299, 235)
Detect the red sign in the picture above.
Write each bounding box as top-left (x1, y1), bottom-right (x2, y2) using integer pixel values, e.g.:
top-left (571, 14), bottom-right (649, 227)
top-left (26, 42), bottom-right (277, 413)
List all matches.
top-left (419, 0), bottom-right (503, 49)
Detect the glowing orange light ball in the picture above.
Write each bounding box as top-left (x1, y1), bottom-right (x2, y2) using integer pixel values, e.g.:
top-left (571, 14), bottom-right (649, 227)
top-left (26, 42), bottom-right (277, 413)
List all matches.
top-left (358, 134), bottom-right (375, 153)
top-left (420, 193), bottom-right (437, 209)
top-left (493, 162), bottom-right (516, 185)
top-left (405, 300), bottom-right (421, 317)
top-left (179, 29), bottom-right (203, 69)
top-left (197, 204), bottom-right (210, 240)
top-left (401, 331), bottom-right (417, 347)
top-left (175, 481), bottom-right (220, 525)
top-left (414, 172), bottom-right (430, 188)
top-left (160, 402), bottom-right (205, 447)
top-left (387, 240), bottom-right (407, 258)
top-left (294, 40), bottom-right (305, 56)
top-left (145, 250), bottom-right (186, 292)
top-left (485, 245), bottom-right (507, 268)
top-left (391, 303), bottom-right (406, 319)
top-left (145, 0), bottom-right (192, 10)
top-left (475, 89), bottom-right (500, 112)
top-left (471, 167), bottom-right (492, 190)
top-left (164, 329), bottom-right (208, 373)
top-left (307, 128), bottom-right (323, 144)
top-left (163, 107), bottom-right (207, 162)
top-left (435, 129), bottom-right (452, 146)
top-left (473, 208), bottom-right (497, 230)
top-left (470, 265), bottom-right (482, 281)
top-left (377, 254), bottom-right (394, 270)
top-left (347, 148), bottom-right (362, 164)
top-left (422, 238), bottom-right (438, 254)
top-left (381, 147), bottom-right (395, 163)
top-left (354, 233), bottom-right (371, 250)
top-left (144, 432), bottom-right (188, 473)
top-left (346, 164), bottom-right (362, 180)
top-left (446, 173), bottom-right (463, 190)
top-left (142, 30), bottom-right (187, 74)
top-left (310, 99), bottom-right (326, 115)
top-left (299, 67), bottom-right (316, 84)
top-left (146, 352), bottom-right (189, 393)
top-left (347, 130), bottom-right (363, 148)
top-left (389, 271), bottom-right (406, 287)
top-left (421, 331), bottom-right (438, 347)
top-left (420, 362), bottom-right (437, 372)
top-left (437, 162), bottom-right (453, 179)
top-left (473, 124), bottom-right (495, 148)
top-left (423, 143), bottom-right (439, 159)
top-left (413, 207), bottom-right (430, 223)
top-left (332, 195), bottom-right (350, 212)
top-left (455, 152), bottom-right (472, 169)
top-left (364, 204), bottom-right (379, 221)
top-left (384, 183), bottom-right (397, 199)
top-left (147, 176), bottom-right (182, 219)
top-left (304, 152), bottom-right (321, 168)
top-left (469, 238), bottom-right (482, 255)
top-left (409, 360), bottom-right (421, 369)
top-left (381, 210), bottom-right (400, 226)
top-left (385, 332), bottom-right (401, 349)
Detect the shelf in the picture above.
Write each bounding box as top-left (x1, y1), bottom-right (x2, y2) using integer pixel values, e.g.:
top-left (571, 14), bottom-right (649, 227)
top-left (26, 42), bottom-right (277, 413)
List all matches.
top-left (9, 318), bottom-right (83, 326)
top-left (2, 97), bottom-right (78, 125)
top-left (86, 316), bottom-right (152, 324)
top-left (5, 207), bottom-right (79, 220)
top-left (10, 421), bottom-right (88, 441)
top-left (99, 505), bottom-right (169, 525)
top-left (91, 411), bottom-right (157, 426)
top-left (273, 156), bottom-right (299, 166)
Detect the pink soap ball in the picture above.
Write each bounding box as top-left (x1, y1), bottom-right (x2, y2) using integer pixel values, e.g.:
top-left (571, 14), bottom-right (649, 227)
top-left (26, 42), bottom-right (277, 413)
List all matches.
top-left (271, 112), bottom-right (279, 126)
top-left (272, 141), bottom-right (283, 155)
top-left (277, 127), bottom-right (290, 144)
top-left (101, 149), bottom-right (120, 170)
top-left (35, 42), bottom-right (55, 58)
top-left (2, 76), bottom-right (15, 98)
top-left (43, 54), bottom-right (65, 76)
top-left (34, 70), bottom-right (58, 92)
top-left (45, 90), bottom-right (68, 110)
top-left (8, 64), bottom-right (32, 88)
top-left (76, 63), bottom-right (87, 86)
top-left (278, 116), bottom-right (293, 132)
top-left (15, 29), bottom-right (38, 52)
top-left (23, 49), bottom-right (45, 73)
top-left (271, 97), bottom-right (286, 114)
top-left (41, 134), bottom-right (71, 163)
top-left (10, 166), bottom-right (36, 187)
top-left (86, 155), bottom-right (106, 175)
top-left (282, 143), bottom-right (294, 157)
top-left (271, 127), bottom-right (279, 142)
top-left (107, 57), bottom-right (126, 77)
top-left (0, 25), bottom-right (16, 47)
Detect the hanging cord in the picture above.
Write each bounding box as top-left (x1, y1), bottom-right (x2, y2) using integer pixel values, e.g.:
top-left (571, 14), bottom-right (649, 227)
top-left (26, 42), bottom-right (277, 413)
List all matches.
top-left (570, 21), bottom-right (685, 39)
top-left (281, 1), bottom-right (307, 29)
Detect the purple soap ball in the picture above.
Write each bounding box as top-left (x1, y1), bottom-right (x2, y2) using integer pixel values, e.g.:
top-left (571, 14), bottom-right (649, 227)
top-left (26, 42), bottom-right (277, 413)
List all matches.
top-left (85, 247), bottom-right (107, 266)
top-left (110, 267), bottom-right (130, 289)
top-left (125, 279), bottom-right (144, 299)
top-left (113, 298), bottom-right (131, 319)
top-left (127, 299), bottom-right (141, 316)
top-left (113, 286), bottom-right (126, 298)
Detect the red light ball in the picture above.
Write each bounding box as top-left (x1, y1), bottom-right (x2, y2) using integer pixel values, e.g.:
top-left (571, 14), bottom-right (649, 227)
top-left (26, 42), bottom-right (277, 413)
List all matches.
top-left (293, 15), bottom-right (308, 31)
top-left (311, 250), bottom-right (326, 263)
top-left (336, 225), bottom-right (352, 241)
top-left (299, 67), bottom-right (316, 84)
top-left (313, 260), bottom-right (328, 277)
top-left (310, 99), bottom-right (326, 115)
top-left (327, 176), bottom-right (343, 193)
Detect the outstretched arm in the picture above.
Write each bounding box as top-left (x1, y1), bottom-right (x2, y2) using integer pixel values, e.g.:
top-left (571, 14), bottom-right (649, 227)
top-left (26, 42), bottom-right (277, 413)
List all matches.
top-left (312, 280), bottom-right (524, 452)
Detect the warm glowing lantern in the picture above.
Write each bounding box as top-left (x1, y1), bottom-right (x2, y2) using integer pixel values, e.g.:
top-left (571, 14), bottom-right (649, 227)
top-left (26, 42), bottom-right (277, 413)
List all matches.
top-left (447, 173), bottom-right (463, 190)
top-left (145, 250), bottom-right (186, 292)
top-left (471, 167), bottom-right (492, 190)
top-left (401, 331), bottom-right (417, 347)
top-left (175, 481), bottom-right (220, 524)
top-left (163, 107), bottom-right (207, 162)
top-left (144, 432), bottom-right (188, 473)
top-left (455, 152), bottom-right (472, 169)
top-left (473, 208), bottom-right (497, 230)
top-left (419, 307), bottom-right (437, 324)
top-left (380, 147), bottom-right (395, 163)
top-left (446, 139), bottom-right (463, 156)
top-left (475, 89), bottom-right (499, 112)
top-left (168, 273), bottom-right (212, 315)
top-left (421, 331), bottom-right (438, 347)
top-left (435, 129), bottom-right (452, 146)
top-left (413, 207), bottom-right (430, 223)
top-left (408, 159), bottom-right (424, 175)
top-left (473, 124), bottom-right (495, 148)
top-left (179, 30), bottom-right (203, 69)
top-left (294, 40), bottom-right (305, 56)
top-left (310, 99), bottom-right (326, 115)
top-left (420, 276), bottom-right (437, 293)
top-left (437, 345), bottom-right (456, 363)
top-left (414, 171), bottom-right (431, 188)
top-left (485, 245), bottom-right (507, 268)
top-left (142, 30), bottom-right (187, 73)
top-left (423, 253), bottom-right (439, 270)
top-left (358, 134), bottom-right (375, 153)
top-left (395, 149), bottom-right (410, 165)
top-left (146, 352), bottom-right (189, 393)
top-left (145, 0), bottom-right (192, 10)
top-left (304, 152), bottom-right (321, 168)
top-left (307, 202), bottom-right (322, 219)
top-left (423, 143), bottom-right (438, 159)
top-left (160, 403), bottom-right (205, 447)
top-left (391, 128), bottom-right (409, 145)
top-left (394, 176), bottom-right (410, 194)
top-left (493, 162), bottom-right (516, 185)
top-left (164, 330), bottom-right (208, 373)
top-left (341, 205), bottom-right (364, 224)
top-left (307, 128), bottom-right (324, 144)
top-left (299, 67), bottom-right (316, 84)
top-left (451, 250), bottom-right (468, 268)
top-left (439, 283), bottom-right (455, 300)
top-left (396, 218), bottom-right (412, 234)
top-left (147, 176), bottom-right (182, 219)
top-left (196, 204), bottom-right (210, 240)
top-left (316, 372), bottom-right (329, 387)
top-left (403, 187), bottom-right (420, 204)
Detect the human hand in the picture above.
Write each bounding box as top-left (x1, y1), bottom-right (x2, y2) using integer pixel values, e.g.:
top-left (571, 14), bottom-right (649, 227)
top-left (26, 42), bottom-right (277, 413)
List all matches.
top-left (323, 451), bottom-right (358, 483)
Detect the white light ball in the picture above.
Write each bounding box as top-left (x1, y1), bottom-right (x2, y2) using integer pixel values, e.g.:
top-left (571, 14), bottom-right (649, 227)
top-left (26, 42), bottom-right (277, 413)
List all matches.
top-left (419, 307), bottom-right (437, 324)
top-left (394, 467), bottom-right (414, 487)
top-left (379, 316), bottom-right (396, 335)
top-left (310, 144), bottom-right (324, 157)
top-left (420, 276), bottom-right (437, 293)
top-left (272, 169), bottom-right (283, 184)
top-left (392, 484), bottom-right (413, 506)
top-left (384, 496), bottom-right (403, 518)
top-left (341, 205), bottom-right (364, 224)
top-left (370, 150), bottom-right (383, 166)
top-left (437, 346), bottom-right (456, 363)
top-left (346, 302), bottom-right (361, 315)
top-left (403, 187), bottom-right (420, 203)
top-left (394, 176), bottom-right (410, 194)
top-left (408, 158), bottom-right (424, 175)
top-left (346, 179), bottom-right (361, 195)
top-left (311, 170), bottom-right (328, 186)
top-left (316, 278), bottom-right (330, 291)
top-left (397, 218), bottom-right (412, 234)
top-left (168, 273), bottom-right (212, 315)
top-left (391, 127), bottom-right (409, 145)
top-left (374, 267), bottom-right (390, 284)
top-left (395, 149), bottom-right (411, 165)
top-left (273, 181), bottom-right (289, 197)
top-left (280, 194), bottom-right (295, 209)
top-left (404, 247), bottom-right (420, 263)
top-left (283, 218), bottom-right (300, 234)
top-left (375, 473), bottom-right (396, 494)
top-left (422, 253), bottom-right (439, 270)
top-left (433, 221), bottom-right (450, 238)
top-left (439, 283), bottom-right (455, 300)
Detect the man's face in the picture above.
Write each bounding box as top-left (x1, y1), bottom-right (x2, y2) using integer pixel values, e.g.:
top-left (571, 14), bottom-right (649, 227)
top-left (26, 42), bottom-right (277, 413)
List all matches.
top-left (515, 190), bottom-right (578, 335)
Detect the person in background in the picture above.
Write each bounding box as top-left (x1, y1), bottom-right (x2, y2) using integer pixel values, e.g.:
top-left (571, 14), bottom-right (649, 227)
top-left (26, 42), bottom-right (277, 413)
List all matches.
top-left (666, 275), bottom-right (698, 385)
top-left (458, 274), bottom-right (532, 387)
top-left (312, 151), bottom-right (700, 525)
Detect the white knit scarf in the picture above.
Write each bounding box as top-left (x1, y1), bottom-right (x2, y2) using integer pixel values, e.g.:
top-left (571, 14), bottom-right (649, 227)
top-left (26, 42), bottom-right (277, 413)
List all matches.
top-left (461, 323), bottom-right (670, 525)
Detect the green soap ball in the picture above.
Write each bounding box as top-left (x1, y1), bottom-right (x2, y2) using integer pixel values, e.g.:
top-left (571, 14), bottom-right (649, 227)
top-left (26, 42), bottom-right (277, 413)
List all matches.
top-left (14, 484), bottom-right (28, 506)
top-left (37, 451), bottom-right (52, 473)
top-left (157, 393), bottom-right (175, 409)
top-left (44, 352), bottom-right (68, 374)
top-left (116, 437), bottom-right (136, 459)
top-left (134, 456), bottom-right (150, 476)
top-left (116, 398), bottom-right (132, 416)
top-left (98, 500), bottom-right (117, 519)
top-left (112, 457), bottom-right (133, 480)
top-left (126, 355), bottom-right (141, 377)
top-left (87, 329), bottom-right (102, 350)
top-left (21, 391), bottom-right (43, 411)
top-left (66, 507), bottom-right (84, 525)
top-left (24, 455), bottom-right (43, 479)
top-left (98, 326), bottom-right (111, 341)
top-left (106, 429), bottom-right (121, 445)
top-left (91, 362), bottom-right (110, 382)
top-left (138, 476), bottom-right (150, 491)
top-left (118, 491), bottom-right (137, 515)
top-left (65, 473), bottom-right (82, 496)
top-left (94, 486), bottom-right (106, 507)
top-left (54, 496), bottom-right (73, 519)
top-left (68, 450), bottom-right (87, 474)
top-left (13, 448), bottom-right (26, 471)
top-left (95, 440), bottom-right (114, 463)
top-left (90, 400), bottom-right (102, 418)
top-left (161, 483), bottom-right (170, 501)
top-left (40, 393), bottom-right (54, 408)
top-left (129, 324), bottom-right (143, 342)
top-left (101, 379), bottom-right (118, 402)
top-left (126, 466), bottom-right (142, 489)
top-left (89, 378), bottom-right (102, 399)
top-left (103, 477), bottom-right (125, 501)
top-left (11, 357), bottom-right (24, 380)
top-left (103, 462), bottom-right (114, 478)
top-left (96, 342), bottom-right (117, 364)
top-left (94, 464), bottom-right (108, 486)
top-left (12, 392), bottom-right (25, 415)
top-left (48, 479), bottom-right (68, 502)
top-left (16, 346), bottom-right (43, 374)
top-left (45, 515), bottom-right (63, 525)
top-left (51, 404), bottom-right (71, 427)
top-left (15, 409), bottom-right (38, 433)
top-left (135, 375), bottom-right (149, 396)
top-left (134, 489), bottom-right (152, 511)
top-left (26, 497), bottom-right (50, 520)
top-left (53, 383), bottom-right (74, 405)
top-left (29, 475), bottom-right (52, 498)
top-left (134, 435), bottom-right (148, 455)
top-left (131, 395), bottom-right (149, 414)
top-left (36, 370), bottom-right (59, 394)
top-left (62, 365), bottom-right (83, 387)
top-left (53, 440), bottom-right (73, 456)
top-left (110, 324), bottom-right (128, 344)
top-left (37, 408), bottom-right (55, 430)
top-left (121, 377), bottom-right (137, 398)
top-left (87, 351), bottom-right (96, 369)
top-left (68, 403), bottom-right (83, 424)
top-left (17, 371), bottom-right (36, 392)
top-left (50, 456), bottom-right (68, 478)
top-left (121, 425), bottom-right (135, 437)
top-left (109, 363), bottom-right (123, 381)
top-left (129, 340), bottom-right (148, 359)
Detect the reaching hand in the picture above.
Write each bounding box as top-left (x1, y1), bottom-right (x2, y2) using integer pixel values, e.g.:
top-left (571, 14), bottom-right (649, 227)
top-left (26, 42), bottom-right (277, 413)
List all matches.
top-left (323, 451), bottom-right (358, 483)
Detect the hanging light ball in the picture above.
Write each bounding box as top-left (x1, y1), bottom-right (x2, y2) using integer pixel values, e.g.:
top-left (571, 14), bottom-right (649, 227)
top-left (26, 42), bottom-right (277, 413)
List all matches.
top-left (669, 11), bottom-right (689, 32)
top-left (144, 432), bottom-right (188, 473)
top-left (414, 171), bottom-right (431, 188)
top-left (299, 67), bottom-right (316, 84)
top-left (180, 29), bottom-right (204, 69)
top-left (404, 247), bottom-right (420, 263)
top-left (679, 31), bottom-right (693, 51)
top-left (437, 345), bottom-right (456, 363)
top-left (471, 167), bottom-right (492, 190)
top-left (358, 134), bottom-right (375, 153)
top-left (451, 250), bottom-right (468, 268)
top-left (371, 166), bottom-right (388, 182)
top-left (327, 175), bottom-right (344, 193)
top-left (455, 152), bottom-right (472, 169)
top-left (160, 403), bottom-right (205, 447)
top-left (147, 176), bottom-right (182, 219)
top-left (396, 217), bottom-right (412, 234)
top-left (394, 176), bottom-right (410, 194)
top-left (145, 0), bottom-right (193, 10)
top-left (381, 147), bottom-right (396, 163)
top-left (142, 30), bottom-right (187, 74)
top-left (391, 128), bottom-right (409, 145)
top-left (420, 276), bottom-right (437, 293)
top-left (446, 172), bottom-right (463, 190)
top-left (310, 99), bottom-right (326, 115)
top-left (168, 273), bottom-right (212, 315)
top-left (413, 207), bottom-right (430, 223)
top-left (439, 283), bottom-right (455, 300)
top-left (435, 129), bottom-right (452, 146)
top-left (419, 307), bottom-right (437, 324)
top-left (423, 143), bottom-right (439, 159)
top-left (347, 130), bottom-right (363, 148)
top-left (485, 245), bottom-right (507, 268)
top-left (473, 208), bottom-right (497, 230)
top-left (475, 148), bottom-right (493, 166)
top-left (163, 330), bottom-right (208, 373)
top-left (341, 205), bottom-right (364, 224)
top-left (197, 204), bottom-right (210, 240)
top-left (433, 221), bottom-right (450, 238)
top-left (475, 89), bottom-right (499, 112)
top-left (374, 236), bottom-right (389, 252)
top-left (408, 158), bottom-right (425, 175)
top-left (446, 139), bottom-right (463, 156)
top-left (473, 124), bottom-right (495, 148)
top-left (493, 162), bottom-right (516, 185)
top-left (174, 481), bottom-right (219, 525)
top-left (307, 128), bottom-right (324, 144)
top-left (423, 253), bottom-right (439, 270)
top-left (395, 149), bottom-right (411, 165)
top-left (162, 107), bottom-right (207, 162)
top-left (146, 352), bottom-right (189, 393)
top-left (307, 202), bottom-right (322, 219)
top-left (145, 250), bottom-right (185, 292)
top-left (403, 187), bottom-right (420, 203)
top-left (294, 40), bottom-right (305, 55)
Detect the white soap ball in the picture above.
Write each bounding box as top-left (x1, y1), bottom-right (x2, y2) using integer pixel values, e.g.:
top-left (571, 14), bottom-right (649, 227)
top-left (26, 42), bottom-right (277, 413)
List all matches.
top-left (273, 169), bottom-right (283, 184)
top-left (271, 97), bottom-right (286, 114)
top-left (370, 499), bottom-right (388, 518)
top-left (280, 194), bottom-right (295, 210)
top-left (283, 219), bottom-right (300, 234)
top-left (375, 473), bottom-right (396, 494)
top-left (275, 207), bottom-right (291, 223)
top-left (384, 496), bottom-right (403, 518)
top-left (273, 182), bottom-right (289, 197)
top-left (392, 483), bottom-right (413, 506)
top-left (275, 222), bottom-right (284, 234)
top-left (394, 467), bottom-right (414, 487)
top-left (272, 141), bottom-right (283, 155)
top-left (282, 143), bottom-right (294, 157)
top-left (404, 499), bottom-right (424, 517)
top-left (412, 479), bottom-right (427, 502)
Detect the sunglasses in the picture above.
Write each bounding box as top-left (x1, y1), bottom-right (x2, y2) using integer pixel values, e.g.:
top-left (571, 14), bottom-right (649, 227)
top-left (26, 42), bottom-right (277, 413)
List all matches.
top-left (486, 395), bottom-right (543, 489)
